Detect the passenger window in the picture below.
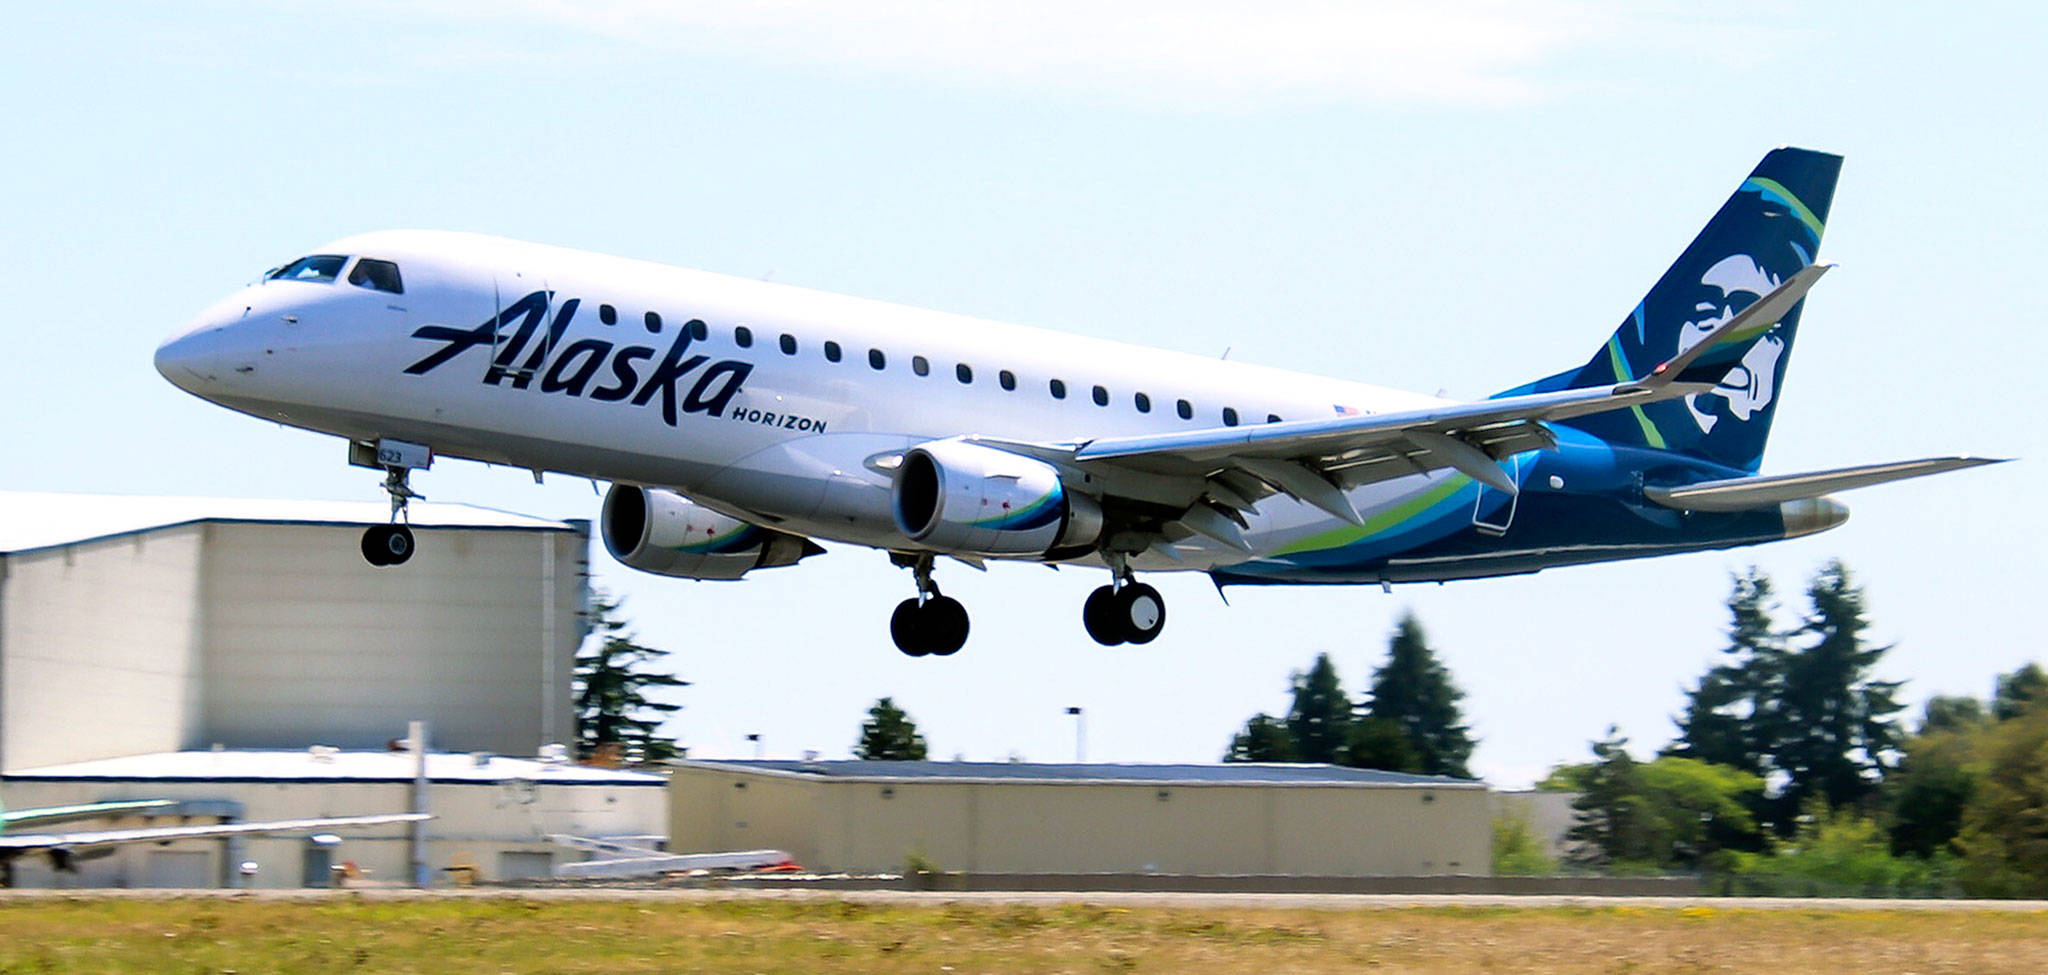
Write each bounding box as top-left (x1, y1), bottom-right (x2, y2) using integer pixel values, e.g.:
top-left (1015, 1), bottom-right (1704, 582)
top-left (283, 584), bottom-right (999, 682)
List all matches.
top-left (999, 370), bottom-right (1016, 391)
top-left (1134, 392), bottom-right (1151, 413)
top-left (1223, 407), bottom-right (1239, 426)
top-left (869, 349), bottom-right (886, 370)
top-left (1176, 399), bottom-right (1193, 420)
top-left (689, 320), bottom-right (708, 341)
top-left (913, 356), bottom-right (930, 376)
top-left (347, 258), bottom-right (404, 294)
top-left (266, 255), bottom-right (347, 283)
top-left (1092, 385), bottom-right (1109, 407)
top-left (644, 311), bottom-right (663, 334)
top-left (956, 363), bottom-right (973, 384)
top-left (825, 341), bottom-right (843, 363)
top-left (734, 325), bottom-right (752, 347)
top-left (779, 334), bottom-right (797, 355)
top-left (599, 304), bottom-right (618, 326)
top-left (1267, 413), bottom-right (1282, 424)
top-left (1049, 379), bottom-right (1067, 399)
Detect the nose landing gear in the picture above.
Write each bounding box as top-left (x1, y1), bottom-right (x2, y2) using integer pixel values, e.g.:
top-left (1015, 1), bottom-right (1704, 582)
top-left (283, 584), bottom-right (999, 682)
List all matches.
top-left (351, 439), bottom-right (432, 567)
top-left (889, 553), bottom-right (968, 657)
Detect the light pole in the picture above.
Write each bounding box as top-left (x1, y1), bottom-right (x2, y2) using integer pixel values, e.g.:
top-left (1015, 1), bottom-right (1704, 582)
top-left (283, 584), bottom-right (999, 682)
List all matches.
top-left (745, 733), bottom-right (763, 758)
top-left (1065, 707), bottom-right (1085, 763)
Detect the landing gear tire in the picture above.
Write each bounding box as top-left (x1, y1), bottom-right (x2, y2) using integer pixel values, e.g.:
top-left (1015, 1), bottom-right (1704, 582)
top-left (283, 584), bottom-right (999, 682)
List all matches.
top-left (1083, 585), bottom-right (1127, 646)
top-left (891, 596), bottom-right (970, 657)
top-left (360, 524), bottom-right (415, 567)
top-left (1116, 583), bottom-right (1165, 644)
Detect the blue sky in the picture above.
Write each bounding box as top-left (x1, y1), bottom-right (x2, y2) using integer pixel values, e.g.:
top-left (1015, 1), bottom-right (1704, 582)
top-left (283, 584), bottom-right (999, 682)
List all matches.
top-left (4, 2), bottom-right (2040, 784)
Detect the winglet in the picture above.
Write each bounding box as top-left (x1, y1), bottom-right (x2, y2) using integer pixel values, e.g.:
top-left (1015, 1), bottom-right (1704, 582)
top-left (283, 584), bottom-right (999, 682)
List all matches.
top-left (1640, 263), bottom-right (1832, 389)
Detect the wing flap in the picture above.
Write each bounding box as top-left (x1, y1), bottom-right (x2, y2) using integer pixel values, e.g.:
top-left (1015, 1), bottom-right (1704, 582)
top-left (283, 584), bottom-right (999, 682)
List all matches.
top-left (1645, 456), bottom-right (2006, 511)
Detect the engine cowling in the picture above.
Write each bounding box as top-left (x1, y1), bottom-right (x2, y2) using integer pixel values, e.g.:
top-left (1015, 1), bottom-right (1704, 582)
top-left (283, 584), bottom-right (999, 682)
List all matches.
top-left (892, 440), bottom-right (1103, 556)
top-left (602, 485), bottom-right (823, 580)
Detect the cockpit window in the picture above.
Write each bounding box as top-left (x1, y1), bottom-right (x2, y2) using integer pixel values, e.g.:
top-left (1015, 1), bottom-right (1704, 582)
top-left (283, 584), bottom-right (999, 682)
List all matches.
top-left (348, 258), bottom-right (404, 294)
top-left (266, 255), bottom-right (347, 283)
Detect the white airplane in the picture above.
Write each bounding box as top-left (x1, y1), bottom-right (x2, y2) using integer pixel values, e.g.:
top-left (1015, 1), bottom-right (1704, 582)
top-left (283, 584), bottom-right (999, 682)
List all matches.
top-left (155, 148), bottom-right (1998, 656)
top-left (0, 795), bottom-right (427, 886)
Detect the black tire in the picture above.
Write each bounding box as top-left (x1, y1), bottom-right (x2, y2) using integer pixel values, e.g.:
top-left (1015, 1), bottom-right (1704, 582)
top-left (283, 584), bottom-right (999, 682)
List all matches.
top-left (1083, 585), bottom-right (1125, 646)
top-left (890, 599), bottom-right (931, 656)
top-left (1118, 582), bottom-right (1166, 644)
top-left (384, 525), bottom-right (416, 565)
top-left (360, 525), bottom-right (393, 566)
top-left (924, 596), bottom-right (969, 656)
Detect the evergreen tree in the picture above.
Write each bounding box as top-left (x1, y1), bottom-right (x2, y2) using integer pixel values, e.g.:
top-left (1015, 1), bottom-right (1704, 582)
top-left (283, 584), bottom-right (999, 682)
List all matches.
top-left (573, 592), bottom-right (687, 762)
top-left (1566, 727), bottom-right (1656, 867)
top-left (1771, 560), bottom-right (1905, 821)
top-left (1344, 715), bottom-right (1420, 773)
top-left (1224, 713), bottom-right (1297, 762)
top-left (1668, 568), bottom-right (1782, 775)
top-left (1992, 662), bottom-right (2048, 720)
top-left (854, 697), bottom-right (928, 760)
top-left (1285, 652), bottom-right (1353, 764)
top-left (1356, 612), bottom-right (1474, 777)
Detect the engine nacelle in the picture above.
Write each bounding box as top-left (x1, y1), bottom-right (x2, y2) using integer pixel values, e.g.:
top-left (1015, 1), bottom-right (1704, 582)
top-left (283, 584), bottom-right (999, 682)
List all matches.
top-left (892, 440), bottom-right (1103, 556)
top-left (602, 485), bottom-right (822, 580)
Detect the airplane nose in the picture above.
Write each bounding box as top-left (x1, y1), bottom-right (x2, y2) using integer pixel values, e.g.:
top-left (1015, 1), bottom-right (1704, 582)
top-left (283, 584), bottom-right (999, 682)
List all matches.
top-left (154, 324), bottom-right (225, 392)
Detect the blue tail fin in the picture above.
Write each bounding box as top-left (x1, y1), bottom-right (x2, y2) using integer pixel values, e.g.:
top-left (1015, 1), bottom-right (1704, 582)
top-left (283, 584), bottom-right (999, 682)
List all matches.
top-left (1508, 147), bottom-right (1842, 473)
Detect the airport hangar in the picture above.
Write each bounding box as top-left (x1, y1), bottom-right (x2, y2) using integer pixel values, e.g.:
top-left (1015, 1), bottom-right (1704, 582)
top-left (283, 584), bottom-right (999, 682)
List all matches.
top-left (2, 490), bottom-right (1503, 886)
top-left (0, 491), bottom-right (665, 888)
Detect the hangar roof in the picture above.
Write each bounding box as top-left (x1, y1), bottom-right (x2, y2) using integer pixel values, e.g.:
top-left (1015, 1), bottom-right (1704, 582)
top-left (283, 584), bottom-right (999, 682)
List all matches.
top-left (1, 750), bottom-right (664, 787)
top-left (681, 760), bottom-right (1479, 788)
top-left (0, 491), bottom-right (580, 556)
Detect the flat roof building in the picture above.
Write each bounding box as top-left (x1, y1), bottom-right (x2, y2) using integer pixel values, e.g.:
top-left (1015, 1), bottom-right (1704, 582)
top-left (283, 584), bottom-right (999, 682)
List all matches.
top-left (2, 749), bottom-right (665, 889)
top-left (670, 760), bottom-right (1490, 877)
top-left (0, 492), bottom-right (588, 771)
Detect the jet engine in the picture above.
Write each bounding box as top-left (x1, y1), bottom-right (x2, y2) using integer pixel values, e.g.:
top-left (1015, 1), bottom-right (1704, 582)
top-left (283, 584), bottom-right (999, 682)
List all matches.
top-left (892, 440), bottom-right (1103, 556)
top-left (601, 485), bottom-right (823, 580)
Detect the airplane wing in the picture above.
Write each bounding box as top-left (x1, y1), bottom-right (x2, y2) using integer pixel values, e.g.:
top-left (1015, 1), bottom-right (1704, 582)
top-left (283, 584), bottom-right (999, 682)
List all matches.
top-left (1, 799), bottom-right (180, 830)
top-left (1066, 380), bottom-right (1709, 543)
top-left (0, 813), bottom-right (431, 857)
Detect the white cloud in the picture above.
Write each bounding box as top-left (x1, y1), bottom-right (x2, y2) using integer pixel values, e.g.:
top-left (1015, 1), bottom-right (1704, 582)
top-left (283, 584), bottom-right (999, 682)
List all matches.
top-left (399, 0), bottom-right (1753, 109)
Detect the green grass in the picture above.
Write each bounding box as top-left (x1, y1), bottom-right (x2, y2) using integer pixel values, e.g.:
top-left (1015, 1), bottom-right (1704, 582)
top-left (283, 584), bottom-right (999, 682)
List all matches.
top-left (1, 896), bottom-right (2045, 973)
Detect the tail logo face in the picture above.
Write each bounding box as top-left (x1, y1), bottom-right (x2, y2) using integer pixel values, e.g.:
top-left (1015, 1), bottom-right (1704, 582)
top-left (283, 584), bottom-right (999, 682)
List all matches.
top-left (1677, 254), bottom-right (1786, 434)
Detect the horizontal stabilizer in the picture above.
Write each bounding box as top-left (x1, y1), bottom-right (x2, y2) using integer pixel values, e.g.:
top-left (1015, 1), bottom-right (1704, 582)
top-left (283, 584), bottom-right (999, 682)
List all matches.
top-left (1645, 456), bottom-right (2006, 512)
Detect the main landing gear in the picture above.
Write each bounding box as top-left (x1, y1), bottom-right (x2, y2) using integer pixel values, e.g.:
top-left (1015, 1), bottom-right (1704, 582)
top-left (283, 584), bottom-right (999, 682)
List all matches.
top-left (352, 439), bottom-right (432, 567)
top-left (1082, 553), bottom-right (1165, 646)
top-left (889, 553), bottom-right (969, 657)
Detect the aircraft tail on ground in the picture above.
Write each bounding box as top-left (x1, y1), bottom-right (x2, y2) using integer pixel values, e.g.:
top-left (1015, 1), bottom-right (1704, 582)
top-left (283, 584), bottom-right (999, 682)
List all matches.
top-left (1505, 147), bottom-right (1843, 473)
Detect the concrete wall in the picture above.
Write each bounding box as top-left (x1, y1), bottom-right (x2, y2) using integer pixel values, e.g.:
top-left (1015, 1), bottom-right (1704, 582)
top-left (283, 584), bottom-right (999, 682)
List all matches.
top-left (1, 528), bottom-right (208, 770)
top-left (1, 772), bottom-right (665, 889)
top-left (670, 768), bottom-right (1491, 876)
top-left (197, 523), bottom-right (584, 755)
top-left (1, 520), bottom-right (585, 772)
